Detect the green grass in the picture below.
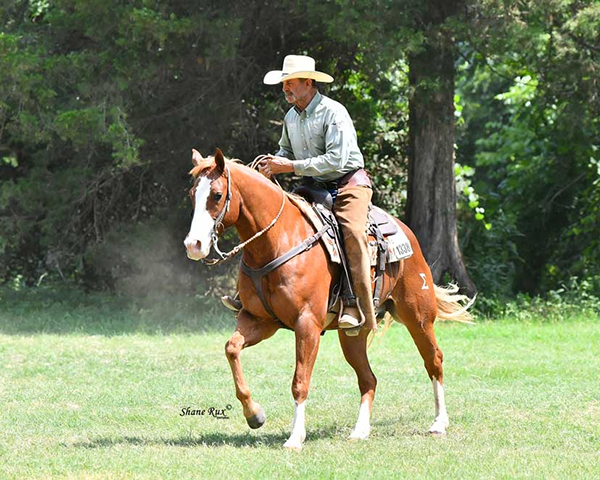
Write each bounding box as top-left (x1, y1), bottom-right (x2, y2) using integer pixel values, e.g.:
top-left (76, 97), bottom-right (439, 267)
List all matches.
top-left (1, 289), bottom-right (599, 478)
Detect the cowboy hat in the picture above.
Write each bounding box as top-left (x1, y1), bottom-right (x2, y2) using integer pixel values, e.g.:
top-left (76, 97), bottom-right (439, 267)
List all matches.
top-left (263, 55), bottom-right (334, 85)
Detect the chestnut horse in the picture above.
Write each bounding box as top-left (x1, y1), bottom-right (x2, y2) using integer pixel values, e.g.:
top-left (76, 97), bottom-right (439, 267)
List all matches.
top-left (184, 148), bottom-right (473, 451)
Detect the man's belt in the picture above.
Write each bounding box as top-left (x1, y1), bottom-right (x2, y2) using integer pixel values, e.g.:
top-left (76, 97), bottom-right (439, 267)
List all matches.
top-left (337, 168), bottom-right (372, 190)
top-left (311, 168), bottom-right (372, 191)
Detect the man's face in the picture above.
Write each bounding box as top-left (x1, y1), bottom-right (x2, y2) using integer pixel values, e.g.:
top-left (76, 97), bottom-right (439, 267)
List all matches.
top-left (282, 78), bottom-right (312, 106)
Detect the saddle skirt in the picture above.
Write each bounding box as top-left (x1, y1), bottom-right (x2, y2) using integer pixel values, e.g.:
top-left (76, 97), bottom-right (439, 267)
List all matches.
top-left (286, 193), bottom-right (414, 266)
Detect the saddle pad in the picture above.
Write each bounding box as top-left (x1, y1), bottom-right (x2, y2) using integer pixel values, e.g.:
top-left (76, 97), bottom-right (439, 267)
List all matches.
top-left (369, 225), bottom-right (414, 265)
top-left (287, 193), bottom-right (341, 263)
top-left (286, 193), bottom-right (413, 266)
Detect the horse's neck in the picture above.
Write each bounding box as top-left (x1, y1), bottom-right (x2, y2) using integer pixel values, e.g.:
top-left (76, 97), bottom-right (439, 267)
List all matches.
top-left (231, 165), bottom-right (306, 265)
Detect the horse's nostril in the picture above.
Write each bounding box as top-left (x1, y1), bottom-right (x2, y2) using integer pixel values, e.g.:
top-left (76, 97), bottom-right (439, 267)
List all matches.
top-left (184, 238), bottom-right (202, 252)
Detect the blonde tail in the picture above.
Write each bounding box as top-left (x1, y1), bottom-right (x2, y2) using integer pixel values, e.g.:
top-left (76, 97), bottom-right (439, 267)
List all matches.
top-left (367, 312), bottom-right (394, 348)
top-left (368, 283), bottom-right (475, 348)
top-left (434, 283), bottom-right (476, 324)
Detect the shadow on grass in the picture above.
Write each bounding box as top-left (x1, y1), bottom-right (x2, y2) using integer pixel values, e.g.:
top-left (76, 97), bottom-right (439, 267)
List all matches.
top-left (0, 286), bottom-right (237, 336)
top-left (65, 418), bottom-right (435, 451)
top-left (71, 433), bottom-right (286, 449)
top-left (69, 425), bottom-right (343, 449)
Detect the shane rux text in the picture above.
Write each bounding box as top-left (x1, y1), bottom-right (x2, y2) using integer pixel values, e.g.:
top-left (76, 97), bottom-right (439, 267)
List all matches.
top-left (180, 406), bottom-right (231, 419)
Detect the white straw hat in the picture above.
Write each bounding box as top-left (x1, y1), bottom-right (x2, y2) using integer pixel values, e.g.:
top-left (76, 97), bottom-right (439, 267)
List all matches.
top-left (263, 55), bottom-right (334, 85)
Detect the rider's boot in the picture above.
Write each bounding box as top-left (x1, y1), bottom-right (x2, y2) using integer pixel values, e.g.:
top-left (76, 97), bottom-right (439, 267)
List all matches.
top-left (221, 292), bottom-right (242, 312)
top-left (334, 186), bottom-right (377, 335)
top-left (339, 306), bottom-right (362, 329)
top-left (338, 304), bottom-right (364, 337)
top-left (338, 248), bottom-right (377, 336)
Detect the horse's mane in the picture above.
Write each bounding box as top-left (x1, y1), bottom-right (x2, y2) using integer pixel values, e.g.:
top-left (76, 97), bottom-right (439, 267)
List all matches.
top-left (188, 153), bottom-right (301, 210)
top-left (189, 155), bottom-right (242, 178)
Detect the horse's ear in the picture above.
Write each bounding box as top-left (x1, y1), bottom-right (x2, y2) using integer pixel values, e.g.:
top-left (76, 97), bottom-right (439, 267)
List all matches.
top-left (191, 148), bottom-right (204, 167)
top-left (214, 148), bottom-right (225, 174)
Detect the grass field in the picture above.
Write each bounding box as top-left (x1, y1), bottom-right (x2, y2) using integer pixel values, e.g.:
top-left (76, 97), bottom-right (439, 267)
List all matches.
top-left (1, 289), bottom-right (599, 478)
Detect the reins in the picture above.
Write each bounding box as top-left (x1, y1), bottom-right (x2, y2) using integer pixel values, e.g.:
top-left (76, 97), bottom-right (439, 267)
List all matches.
top-left (202, 155), bottom-right (286, 266)
top-left (199, 154), bottom-right (338, 326)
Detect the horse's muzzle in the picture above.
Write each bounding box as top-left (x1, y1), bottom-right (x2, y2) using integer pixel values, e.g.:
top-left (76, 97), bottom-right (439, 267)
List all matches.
top-left (184, 237), bottom-right (206, 261)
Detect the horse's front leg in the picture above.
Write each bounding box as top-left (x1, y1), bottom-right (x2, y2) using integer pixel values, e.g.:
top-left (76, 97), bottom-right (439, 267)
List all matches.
top-left (225, 310), bottom-right (279, 428)
top-left (283, 312), bottom-right (322, 451)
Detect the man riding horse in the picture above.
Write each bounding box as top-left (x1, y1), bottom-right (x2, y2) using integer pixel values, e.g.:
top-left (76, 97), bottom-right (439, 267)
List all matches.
top-left (222, 54), bottom-right (377, 334)
top-left (185, 55), bottom-right (473, 449)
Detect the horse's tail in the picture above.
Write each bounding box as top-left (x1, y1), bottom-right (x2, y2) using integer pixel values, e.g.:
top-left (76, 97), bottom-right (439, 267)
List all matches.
top-left (434, 283), bottom-right (476, 324)
top-left (367, 282), bottom-right (475, 347)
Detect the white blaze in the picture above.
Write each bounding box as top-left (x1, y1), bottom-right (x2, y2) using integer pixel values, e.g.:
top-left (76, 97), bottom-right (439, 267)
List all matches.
top-left (184, 177), bottom-right (215, 259)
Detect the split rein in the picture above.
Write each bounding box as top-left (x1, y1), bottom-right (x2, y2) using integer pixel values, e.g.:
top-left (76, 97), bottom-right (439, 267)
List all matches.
top-left (202, 155), bottom-right (286, 266)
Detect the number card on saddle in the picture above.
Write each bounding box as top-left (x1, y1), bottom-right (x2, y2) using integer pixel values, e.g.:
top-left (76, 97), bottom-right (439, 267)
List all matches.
top-left (289, 185), bottom-right (414, 310)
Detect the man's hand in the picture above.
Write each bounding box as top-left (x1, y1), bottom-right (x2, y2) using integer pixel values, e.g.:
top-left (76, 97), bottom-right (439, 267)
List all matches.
top-left (258, 155), bottom-right (294, 178)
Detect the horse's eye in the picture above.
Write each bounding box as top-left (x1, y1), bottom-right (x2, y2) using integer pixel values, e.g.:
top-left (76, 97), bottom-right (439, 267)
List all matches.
top-left (213, 192), bottom-right (223, 202)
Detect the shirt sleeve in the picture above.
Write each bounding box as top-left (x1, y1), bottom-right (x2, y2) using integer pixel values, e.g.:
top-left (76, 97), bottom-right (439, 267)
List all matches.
top-left (292, 115), bottom-right (351, 177)
top-left (276, 122), bottom-right (295, 159)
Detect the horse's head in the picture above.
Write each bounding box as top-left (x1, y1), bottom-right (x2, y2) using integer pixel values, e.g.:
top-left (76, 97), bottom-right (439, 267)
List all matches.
top-left (184, 148), bottom-right (232, 261)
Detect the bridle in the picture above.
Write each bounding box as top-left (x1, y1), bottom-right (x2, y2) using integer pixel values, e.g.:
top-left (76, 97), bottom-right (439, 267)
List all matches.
top-left (203, 164), bottom-right (232, 264)
top-left (201, 157), bottom-right (286, 266)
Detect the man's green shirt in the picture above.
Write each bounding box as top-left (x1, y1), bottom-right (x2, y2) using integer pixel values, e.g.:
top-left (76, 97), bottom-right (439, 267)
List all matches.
top-left (276, 92), bottom-right (364, 182)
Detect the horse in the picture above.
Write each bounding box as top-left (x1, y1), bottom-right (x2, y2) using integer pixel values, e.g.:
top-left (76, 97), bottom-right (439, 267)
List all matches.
top-left (184, 148), bottom-right (473, 451)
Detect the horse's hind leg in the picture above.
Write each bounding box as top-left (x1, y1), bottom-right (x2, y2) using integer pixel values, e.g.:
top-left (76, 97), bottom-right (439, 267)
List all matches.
top-left (338, 329), bottom-right (377, 440)
top-left (225, 310), bottom-right (279, 429)
top-left (391, 295), bottom-right (449, 435)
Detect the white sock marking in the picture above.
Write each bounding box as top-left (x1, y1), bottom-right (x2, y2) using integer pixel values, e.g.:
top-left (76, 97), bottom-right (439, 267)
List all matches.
top-left (349, 400), bottom-right (371, 440)
top-left (283, 401), bottom-right (306, 450)
top-left (429, 377), bottom-right (449, 434)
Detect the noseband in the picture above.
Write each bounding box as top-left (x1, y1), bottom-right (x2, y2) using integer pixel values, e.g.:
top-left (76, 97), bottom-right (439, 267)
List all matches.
top-left (202, 163), bottom-right (286, 266)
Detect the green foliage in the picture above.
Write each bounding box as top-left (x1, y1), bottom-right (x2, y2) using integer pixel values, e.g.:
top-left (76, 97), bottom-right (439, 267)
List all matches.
top-left (0, 0), bottom-right (308, 287)
top-left (455, 162), bottom-right (491, 229)
top-left (0, 0), bottom-right (419, 289)
top-left (475, 275), bottom-right (600, 321)
top-left (336, 59), bottom-right (411, 216)
top-left (456, 0), bottom-right (600, 296)
top-left (1, 0), bottom-right (599, 300)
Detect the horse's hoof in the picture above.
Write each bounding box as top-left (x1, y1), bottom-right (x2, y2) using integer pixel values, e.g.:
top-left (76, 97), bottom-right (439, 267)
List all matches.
top-left (246, 408), bottom-right (266, 429)
top-left (348, 428), bottom-right (370, 441)
top-left (283, 440), bottom-right (303, 452)
top-left (428, 418), bottom-right (448, 435)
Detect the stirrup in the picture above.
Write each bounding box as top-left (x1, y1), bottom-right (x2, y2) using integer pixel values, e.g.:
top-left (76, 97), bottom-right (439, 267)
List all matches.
top-left (338, 312), bottom-right (361, 329)
top-left (221, 295), bottom-right (242, 312)
top-left (343, 326), bottom-right (362, 337)
top-left (338, 304), bottom-right (366, 336)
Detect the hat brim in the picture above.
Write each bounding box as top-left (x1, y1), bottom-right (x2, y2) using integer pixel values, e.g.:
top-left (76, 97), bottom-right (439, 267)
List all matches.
top-left (263, 70), bottom-right (334, 85)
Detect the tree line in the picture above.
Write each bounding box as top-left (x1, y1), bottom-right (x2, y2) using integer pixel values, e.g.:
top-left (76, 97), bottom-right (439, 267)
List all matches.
top-left (1, 0), bottom-right (599, 301)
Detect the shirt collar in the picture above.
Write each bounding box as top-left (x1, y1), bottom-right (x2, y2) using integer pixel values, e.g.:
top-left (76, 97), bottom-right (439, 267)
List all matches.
top-left (293, 91), bottom-right (322, 116)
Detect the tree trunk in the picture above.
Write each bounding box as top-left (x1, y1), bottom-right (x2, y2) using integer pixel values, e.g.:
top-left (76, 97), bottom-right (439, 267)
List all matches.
top-left (406, 1), bottom-right (476, 296)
